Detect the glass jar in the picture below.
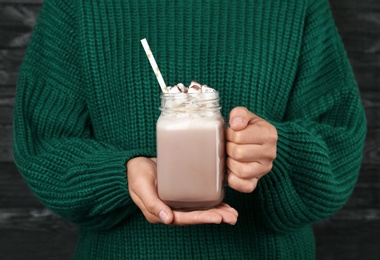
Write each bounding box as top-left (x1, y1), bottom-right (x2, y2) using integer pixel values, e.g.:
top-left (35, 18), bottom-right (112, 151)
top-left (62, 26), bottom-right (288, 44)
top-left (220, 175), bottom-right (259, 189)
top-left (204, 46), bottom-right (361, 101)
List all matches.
top-left (156, 92), bottom-right (225, 210)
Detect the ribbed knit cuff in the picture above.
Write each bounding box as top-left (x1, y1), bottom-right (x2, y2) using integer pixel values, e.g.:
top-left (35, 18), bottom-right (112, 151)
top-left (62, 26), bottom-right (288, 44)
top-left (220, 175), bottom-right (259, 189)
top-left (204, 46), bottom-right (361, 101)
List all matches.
top-left (58, 147), bottom-right (157, 230)
top-left (253, 120), bottom-right (361, 233)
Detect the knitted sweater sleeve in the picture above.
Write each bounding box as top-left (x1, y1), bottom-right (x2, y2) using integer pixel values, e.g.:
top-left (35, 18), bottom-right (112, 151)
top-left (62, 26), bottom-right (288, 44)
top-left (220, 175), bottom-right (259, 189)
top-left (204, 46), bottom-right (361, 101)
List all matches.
top-left (13, 0), bottom-right (150, 230)
top-left (254, 0), bottom-right (367, 232)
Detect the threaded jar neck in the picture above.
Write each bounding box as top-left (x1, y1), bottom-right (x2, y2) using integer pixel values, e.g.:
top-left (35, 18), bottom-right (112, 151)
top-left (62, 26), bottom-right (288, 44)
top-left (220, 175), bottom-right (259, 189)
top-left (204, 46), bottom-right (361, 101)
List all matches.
top-left (159, 92), bottom-right (221, 116)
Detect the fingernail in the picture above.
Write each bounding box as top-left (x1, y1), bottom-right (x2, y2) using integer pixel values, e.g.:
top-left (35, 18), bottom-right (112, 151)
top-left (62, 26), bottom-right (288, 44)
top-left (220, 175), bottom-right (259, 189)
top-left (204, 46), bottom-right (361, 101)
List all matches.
top-left (231, 117), bottom-right (244, 126)
top-left (159, 210), bottom-right (169, 224)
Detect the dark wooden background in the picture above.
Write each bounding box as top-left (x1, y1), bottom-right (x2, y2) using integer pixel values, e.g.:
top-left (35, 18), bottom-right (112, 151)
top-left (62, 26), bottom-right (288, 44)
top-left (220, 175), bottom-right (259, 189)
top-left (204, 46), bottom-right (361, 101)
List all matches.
top-left (0, 0), bottom-right (379, 259)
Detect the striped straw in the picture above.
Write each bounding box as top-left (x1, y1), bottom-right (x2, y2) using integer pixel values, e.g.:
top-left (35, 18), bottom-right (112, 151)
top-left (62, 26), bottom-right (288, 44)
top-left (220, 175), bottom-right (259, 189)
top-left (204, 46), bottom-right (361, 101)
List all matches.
top-left (140, 38), bottom-right (168, 93)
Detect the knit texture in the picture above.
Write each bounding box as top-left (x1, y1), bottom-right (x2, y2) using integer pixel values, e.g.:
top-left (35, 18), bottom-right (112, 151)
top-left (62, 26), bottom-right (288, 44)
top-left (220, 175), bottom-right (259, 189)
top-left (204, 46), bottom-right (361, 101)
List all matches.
top-left (14, 0), bottom-right (366, 259)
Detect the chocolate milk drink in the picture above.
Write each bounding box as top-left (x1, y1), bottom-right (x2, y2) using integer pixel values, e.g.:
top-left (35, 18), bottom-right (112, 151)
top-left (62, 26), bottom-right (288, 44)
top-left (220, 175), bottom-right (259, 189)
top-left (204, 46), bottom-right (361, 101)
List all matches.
top-left (157, 84), bottom-right (225, 210)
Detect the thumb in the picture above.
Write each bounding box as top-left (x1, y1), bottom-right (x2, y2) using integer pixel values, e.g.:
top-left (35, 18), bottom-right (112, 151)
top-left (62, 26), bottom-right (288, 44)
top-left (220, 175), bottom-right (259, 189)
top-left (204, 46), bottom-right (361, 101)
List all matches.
top-left (127, 158), bottom-right (174, 225)
top-left (139, 187), bottom-right (174, 224)
top-left (229, 107), bottom-right (258, 131)
top-left (136, 188), bottom-right (174, 224)
top-left (153, 200), bottom-right (174, 225)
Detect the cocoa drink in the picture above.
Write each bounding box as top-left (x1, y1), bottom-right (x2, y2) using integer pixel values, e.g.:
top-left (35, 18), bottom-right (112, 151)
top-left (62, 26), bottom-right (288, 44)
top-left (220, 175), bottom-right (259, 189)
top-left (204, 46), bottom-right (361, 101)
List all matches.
top-left (156, 81), bottom-right (225, 210)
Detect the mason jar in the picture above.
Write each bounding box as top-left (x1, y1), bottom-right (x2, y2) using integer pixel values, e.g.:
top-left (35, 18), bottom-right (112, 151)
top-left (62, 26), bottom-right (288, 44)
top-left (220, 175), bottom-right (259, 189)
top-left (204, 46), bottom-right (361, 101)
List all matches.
top-left (156, 91), bottom-right (225, 210)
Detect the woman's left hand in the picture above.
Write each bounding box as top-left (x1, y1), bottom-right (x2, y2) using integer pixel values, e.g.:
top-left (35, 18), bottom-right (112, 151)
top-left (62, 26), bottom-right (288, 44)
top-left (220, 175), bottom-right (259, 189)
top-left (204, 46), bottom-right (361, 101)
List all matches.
top-left (226, 107), bottom-right (278, 193)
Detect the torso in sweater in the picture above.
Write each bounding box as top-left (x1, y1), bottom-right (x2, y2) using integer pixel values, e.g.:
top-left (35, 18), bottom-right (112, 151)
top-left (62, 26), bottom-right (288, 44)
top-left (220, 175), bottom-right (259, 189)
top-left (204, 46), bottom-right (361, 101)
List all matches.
top-left (15, 0), bottom-right (366, 259)
top-left (75, 0), bottom-right (304, 151)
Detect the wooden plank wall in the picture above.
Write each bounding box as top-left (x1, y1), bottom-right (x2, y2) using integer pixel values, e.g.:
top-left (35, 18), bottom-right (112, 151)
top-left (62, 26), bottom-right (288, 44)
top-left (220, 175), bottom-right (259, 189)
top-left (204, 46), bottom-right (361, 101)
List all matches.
top-left (0, 0), bottom-right (379, 259)
top-left (0, 2), bottom-right (78, 259)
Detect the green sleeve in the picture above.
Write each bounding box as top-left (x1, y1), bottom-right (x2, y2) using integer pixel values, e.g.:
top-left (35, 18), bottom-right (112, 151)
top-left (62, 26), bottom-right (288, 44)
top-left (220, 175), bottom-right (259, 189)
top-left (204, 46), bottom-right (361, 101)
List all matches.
top-left (254, 0), bottom-right (367, 232)
top-left (13, 0), bottom-right (153, 230)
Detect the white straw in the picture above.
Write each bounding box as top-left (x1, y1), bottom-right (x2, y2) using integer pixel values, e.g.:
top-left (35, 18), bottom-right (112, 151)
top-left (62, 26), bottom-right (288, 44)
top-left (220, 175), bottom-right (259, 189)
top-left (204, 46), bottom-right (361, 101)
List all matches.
top-left (140, 38), bottom-right (168, 93)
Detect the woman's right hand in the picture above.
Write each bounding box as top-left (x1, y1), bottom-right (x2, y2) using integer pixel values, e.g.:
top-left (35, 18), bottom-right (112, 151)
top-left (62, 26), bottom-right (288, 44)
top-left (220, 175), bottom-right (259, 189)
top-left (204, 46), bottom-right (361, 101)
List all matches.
top-left (127, 157), bottom-right (238, 225)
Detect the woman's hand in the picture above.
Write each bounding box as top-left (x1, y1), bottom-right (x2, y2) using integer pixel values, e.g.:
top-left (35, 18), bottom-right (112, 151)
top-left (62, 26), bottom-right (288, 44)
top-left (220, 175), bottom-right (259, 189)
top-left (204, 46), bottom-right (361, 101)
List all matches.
top-left (127, 157), bottom-right (238, 225)
top-left (226, 107), bottom-right (278, 193)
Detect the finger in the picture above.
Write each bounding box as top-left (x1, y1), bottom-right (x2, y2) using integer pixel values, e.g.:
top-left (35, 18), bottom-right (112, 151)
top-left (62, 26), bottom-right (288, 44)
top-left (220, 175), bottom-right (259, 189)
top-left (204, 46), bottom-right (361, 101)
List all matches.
top-left (171, 203), bottom-right (238, 226)
top-left (130, 182), bottom-right (174, 224)
top-left (227, 157), bottom-right (271, 179)
top-left (129, 190), bottom-right (163, 224)
top-left (132, 176), bottom-right (174, 224)
top-left (229, 107), bottom-right (263, 131)
top-left (172, 210), bottom-right (223, 225)
top-left (227, 170), bottom-right (259, 193)
top-left (226, 142), bottom-right (262, 162)
top-left (127, 158), bottom-right (174, 224)
top-left (226, 123), bottom-right (277, 145)
top-left (226, 124), bottom-right (255, 144)
top-left (216, 203), bottom-right (239, 217)
top-left (208, 203), bottom-right (239, 225)
top-left (226, 141), bottom-right (277, 163)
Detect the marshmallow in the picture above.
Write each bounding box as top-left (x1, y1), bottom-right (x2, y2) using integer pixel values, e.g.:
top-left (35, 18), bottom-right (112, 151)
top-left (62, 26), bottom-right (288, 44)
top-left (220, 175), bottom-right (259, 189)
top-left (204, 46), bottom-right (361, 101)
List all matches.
top-left (188, 81), bottom-right (202, 94)
top-left (176, 83), bottom-right (188, 93)
top-left (167, 86), bottom-right (181, 94)
top-left (162, 80), bottom-right (218, 115)
top-left (167, 83), bottom-right (189, 93)
top-left (201, 85), bottom-right (216, 93)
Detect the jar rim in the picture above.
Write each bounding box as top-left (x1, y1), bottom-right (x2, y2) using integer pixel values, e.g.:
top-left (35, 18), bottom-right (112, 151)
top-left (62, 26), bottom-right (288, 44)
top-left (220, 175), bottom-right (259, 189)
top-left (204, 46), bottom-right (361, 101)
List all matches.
top-left (159, 91), bottom-right (221, 113)
top-left (160, 91), bottom-right (219, 98)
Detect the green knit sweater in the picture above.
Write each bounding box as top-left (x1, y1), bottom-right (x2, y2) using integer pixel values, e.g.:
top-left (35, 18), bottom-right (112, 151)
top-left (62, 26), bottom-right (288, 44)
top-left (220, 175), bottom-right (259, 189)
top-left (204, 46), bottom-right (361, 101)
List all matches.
top-left (14, 0), bottom-right (366, 259)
